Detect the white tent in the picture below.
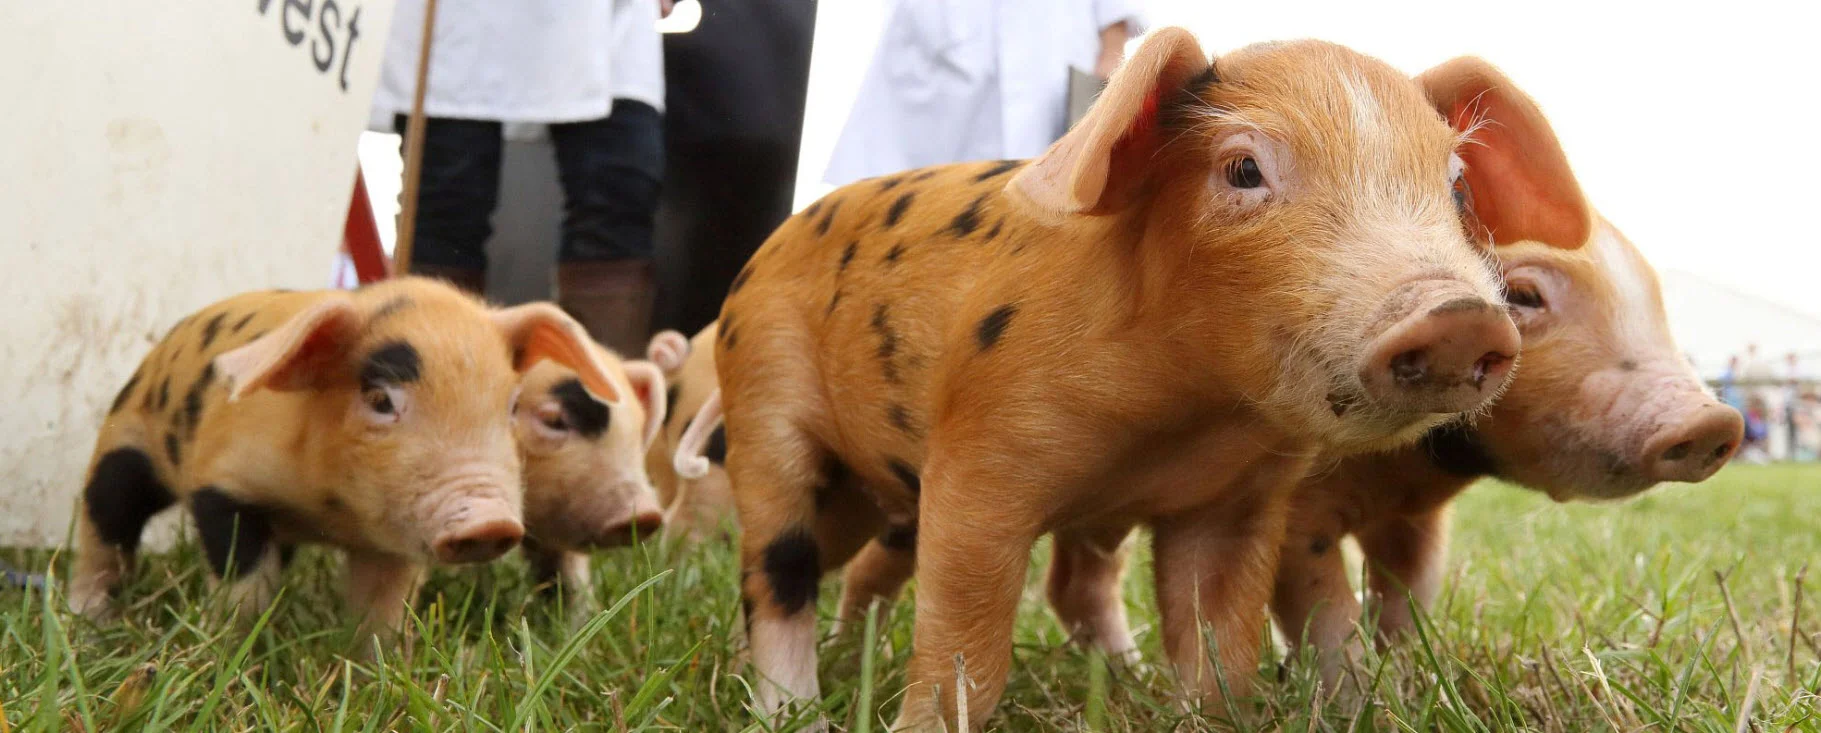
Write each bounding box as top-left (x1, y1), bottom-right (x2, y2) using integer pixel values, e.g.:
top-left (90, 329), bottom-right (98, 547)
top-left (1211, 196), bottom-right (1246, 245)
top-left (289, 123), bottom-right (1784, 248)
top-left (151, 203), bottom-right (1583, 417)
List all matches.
top-left (1659, 269), bottom-right (1821, 379)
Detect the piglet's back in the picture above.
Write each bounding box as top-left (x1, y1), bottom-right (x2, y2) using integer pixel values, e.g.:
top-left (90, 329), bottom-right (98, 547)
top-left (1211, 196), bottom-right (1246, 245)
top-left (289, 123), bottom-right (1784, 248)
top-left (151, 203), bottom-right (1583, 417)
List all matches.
top-left (98, 289), bottom-right (326, 488)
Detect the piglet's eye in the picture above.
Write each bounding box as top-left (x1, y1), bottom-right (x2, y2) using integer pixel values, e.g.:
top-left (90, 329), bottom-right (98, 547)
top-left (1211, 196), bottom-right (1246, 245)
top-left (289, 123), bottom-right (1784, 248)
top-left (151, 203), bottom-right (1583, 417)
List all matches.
top-left (541, 413), bottom-right (569, 432)
top-left (1506, 283), bottom-right (1545, 310)
top-left (1225, 157), bottom-right (1264, 189)
top-left (363, 388), bottom-right (396, 415)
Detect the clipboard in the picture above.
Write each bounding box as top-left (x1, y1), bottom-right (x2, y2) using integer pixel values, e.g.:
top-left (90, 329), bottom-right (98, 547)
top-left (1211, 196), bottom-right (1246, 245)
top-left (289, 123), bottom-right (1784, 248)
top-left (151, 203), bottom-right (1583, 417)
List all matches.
top-left (1067, 66), bottom-right (1106, 129)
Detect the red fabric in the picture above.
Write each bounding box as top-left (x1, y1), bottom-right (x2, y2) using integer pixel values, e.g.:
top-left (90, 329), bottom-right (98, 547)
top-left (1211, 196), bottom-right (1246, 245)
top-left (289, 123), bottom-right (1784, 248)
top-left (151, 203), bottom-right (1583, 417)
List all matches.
top-left (343, 167), bottom-right (391, 283)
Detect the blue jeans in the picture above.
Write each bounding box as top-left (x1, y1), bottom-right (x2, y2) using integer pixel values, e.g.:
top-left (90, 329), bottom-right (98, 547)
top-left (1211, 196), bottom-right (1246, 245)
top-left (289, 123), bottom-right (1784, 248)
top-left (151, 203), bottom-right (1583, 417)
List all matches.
top-left (394, 100), bottom-right (664, 270)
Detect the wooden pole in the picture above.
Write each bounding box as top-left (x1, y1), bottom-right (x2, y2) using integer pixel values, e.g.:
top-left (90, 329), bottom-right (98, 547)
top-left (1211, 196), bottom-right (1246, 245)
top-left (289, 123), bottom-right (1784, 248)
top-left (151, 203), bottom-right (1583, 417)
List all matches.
top-left (392, 0), bottom-right (440, 276)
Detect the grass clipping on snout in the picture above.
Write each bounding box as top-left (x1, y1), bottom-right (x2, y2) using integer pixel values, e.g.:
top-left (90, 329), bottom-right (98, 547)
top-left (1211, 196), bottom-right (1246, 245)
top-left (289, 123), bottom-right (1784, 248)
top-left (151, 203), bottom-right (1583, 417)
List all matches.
top-left (0, 464), bottom-right (1816, 731)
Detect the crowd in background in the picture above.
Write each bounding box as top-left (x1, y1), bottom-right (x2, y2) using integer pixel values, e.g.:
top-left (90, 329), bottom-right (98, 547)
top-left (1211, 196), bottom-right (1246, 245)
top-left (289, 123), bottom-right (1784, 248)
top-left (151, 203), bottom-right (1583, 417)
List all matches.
top-left (1717, 345), bottom-right (1818, 463)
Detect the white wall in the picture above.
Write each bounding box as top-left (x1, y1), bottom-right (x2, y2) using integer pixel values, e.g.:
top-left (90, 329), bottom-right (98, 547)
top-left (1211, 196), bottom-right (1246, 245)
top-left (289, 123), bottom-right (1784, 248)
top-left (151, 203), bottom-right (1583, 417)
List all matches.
top-left (0, 1), bottom-right (396, 546)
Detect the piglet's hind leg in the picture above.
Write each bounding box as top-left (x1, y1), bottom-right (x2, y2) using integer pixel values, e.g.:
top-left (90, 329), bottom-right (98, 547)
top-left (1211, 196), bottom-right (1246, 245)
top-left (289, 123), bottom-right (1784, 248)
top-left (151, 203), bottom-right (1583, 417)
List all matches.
top-left (70, 448), bottom-right (175, 619)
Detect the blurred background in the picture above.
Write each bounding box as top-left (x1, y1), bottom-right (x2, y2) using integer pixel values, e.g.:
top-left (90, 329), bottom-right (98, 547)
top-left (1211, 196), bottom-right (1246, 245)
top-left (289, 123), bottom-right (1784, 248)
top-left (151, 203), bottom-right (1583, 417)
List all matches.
top-left (357, 0), bottom-right (1820, 379)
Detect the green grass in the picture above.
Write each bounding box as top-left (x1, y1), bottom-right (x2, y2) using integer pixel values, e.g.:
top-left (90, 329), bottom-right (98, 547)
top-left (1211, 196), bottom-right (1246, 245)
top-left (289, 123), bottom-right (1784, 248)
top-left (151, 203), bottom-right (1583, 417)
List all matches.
top-left (3, 464), bottom-right (1819, 731)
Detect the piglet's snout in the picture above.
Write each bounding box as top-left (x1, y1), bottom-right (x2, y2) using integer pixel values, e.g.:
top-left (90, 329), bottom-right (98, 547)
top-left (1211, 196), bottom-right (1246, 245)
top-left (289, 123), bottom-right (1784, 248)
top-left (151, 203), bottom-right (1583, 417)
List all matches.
top-left (426, 469), bottom-right (526, 564)
top-left (591, 486), bottom-right (665, 547)
top-left (1640, 404), bottom-right (1743, 483)
top-left (1359, 284), bottom-right (1520, 415)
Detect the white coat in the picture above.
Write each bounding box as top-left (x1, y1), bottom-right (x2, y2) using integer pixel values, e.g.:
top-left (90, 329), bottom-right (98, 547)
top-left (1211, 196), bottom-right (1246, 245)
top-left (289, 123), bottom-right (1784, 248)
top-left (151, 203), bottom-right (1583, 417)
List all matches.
top-left (371, 0), bottom-right (615, 124)
top-left (609, 0), bottom-right (666, 113)
top-left (824, 0), bottom-right (1145, 187)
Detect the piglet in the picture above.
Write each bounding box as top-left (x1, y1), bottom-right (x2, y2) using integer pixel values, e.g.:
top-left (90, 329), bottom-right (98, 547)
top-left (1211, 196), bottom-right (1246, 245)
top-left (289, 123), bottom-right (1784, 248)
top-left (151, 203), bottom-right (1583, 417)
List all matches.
top-left (512, 343), bottom-right (668, 612)
top-left (642, 325), bottom-right (734, 544)
top-left (1030, 57), bottom-right (1745, 692)
top-left (69, 277), bottom-right (622, 634)
top-left (713, 29), bottom-right (1588, 729)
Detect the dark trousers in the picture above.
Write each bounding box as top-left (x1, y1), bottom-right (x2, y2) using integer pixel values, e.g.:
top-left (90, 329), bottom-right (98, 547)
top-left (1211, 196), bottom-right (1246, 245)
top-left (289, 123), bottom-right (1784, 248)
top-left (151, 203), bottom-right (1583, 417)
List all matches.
top-left (653, 139), bottom-right (798, 334)
top-left (394, 100), bottom-right (664, 270)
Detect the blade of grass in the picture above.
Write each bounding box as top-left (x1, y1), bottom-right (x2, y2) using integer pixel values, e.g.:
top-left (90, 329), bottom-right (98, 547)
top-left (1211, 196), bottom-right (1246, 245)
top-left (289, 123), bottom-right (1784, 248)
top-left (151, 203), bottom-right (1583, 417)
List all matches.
top-left (506, 569), bottom-right (672, 731)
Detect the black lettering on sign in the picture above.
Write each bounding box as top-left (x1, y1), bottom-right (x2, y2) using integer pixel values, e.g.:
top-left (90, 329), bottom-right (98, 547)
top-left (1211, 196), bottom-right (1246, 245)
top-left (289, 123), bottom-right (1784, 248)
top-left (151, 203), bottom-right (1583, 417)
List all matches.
top-left (258, 0), bottom-right (364, 92)
top-left (339, 9), bottom-right (361, 92)
top-left (313, 0), bottom-right (342, 73)
top-left (283, 0), bottom-right (312, 45)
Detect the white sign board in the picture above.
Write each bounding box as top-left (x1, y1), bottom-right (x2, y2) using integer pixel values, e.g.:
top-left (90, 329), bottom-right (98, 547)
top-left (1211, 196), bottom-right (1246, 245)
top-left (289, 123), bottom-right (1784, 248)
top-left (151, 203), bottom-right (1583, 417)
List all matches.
top-left (0, 0), bottom-right (396, 547)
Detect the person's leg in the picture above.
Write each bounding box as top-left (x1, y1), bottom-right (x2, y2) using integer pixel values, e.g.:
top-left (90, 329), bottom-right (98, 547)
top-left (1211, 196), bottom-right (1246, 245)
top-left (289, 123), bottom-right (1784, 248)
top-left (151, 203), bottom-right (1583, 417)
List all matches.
top-left (392, 115), bottom-right (502, 294)
top-left (549, 101), bottom-right (665, 355)
top-left (653, 139), bottom-right (797, 335)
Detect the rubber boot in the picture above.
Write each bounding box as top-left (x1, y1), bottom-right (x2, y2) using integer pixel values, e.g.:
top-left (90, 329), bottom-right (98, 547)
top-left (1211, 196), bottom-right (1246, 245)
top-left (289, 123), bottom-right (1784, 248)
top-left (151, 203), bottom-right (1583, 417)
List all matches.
top-left (409, 263), bottom-right (487, 297)
top-left (557, 260), bottom-right (655, 356)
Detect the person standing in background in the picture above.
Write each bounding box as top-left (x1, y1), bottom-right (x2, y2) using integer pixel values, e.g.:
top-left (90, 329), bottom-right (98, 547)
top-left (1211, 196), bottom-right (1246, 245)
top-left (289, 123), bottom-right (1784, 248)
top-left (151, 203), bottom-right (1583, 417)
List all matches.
top-left (824, 0), bottom-right (1146, 187)
top-left (1783, 352), bottom-right (1804, 458)
top-left (653, 0), bottom-right (819, 336)
top-left (373, 0), bottom-right (671, 355)
top-left (548, 0), bottom-right (669, 354)
top-left (1720, 355), bottom-right (1745, 412)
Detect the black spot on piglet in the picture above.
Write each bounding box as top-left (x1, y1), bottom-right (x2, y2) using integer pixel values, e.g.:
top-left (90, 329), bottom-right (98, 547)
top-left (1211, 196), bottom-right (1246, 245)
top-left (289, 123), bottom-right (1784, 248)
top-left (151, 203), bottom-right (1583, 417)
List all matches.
top-left (110, 367), bottom-right (143, 415)
top-left (762, 528), bottom-right (820, 615)
top-left (949, 195), bottom-right (987, 237)
top-left (230, 312), bottom-right (257, 334)
top-left (973, 159), bottom-right (1021, 182)
top-left (199, 313), bottom-right (228, 350)
top-left (551, 378), bottom-right (611, 439)
top-left (816, 200), bottom-right (842, 236)
top-left (976, 304), bottom-right (1017, 351)
top-left (880, 523), bottom-right (918, 551)
top-left (84, 449), bottom-right (174, 553)
top-left (191, 488), bottom-right (274, 579)
top-left (885, 193), bottom-right (915, 229)
top-left (179, 364), bottom-right (214, 438)
top-left (360, 341), bottom-right (422, 386)
top-left (1421, 422), bottom-right (1498, 478)
top-left (889, 459), bottom-right (921, 494)
top-left (705, 424), bottom-right (728, 464)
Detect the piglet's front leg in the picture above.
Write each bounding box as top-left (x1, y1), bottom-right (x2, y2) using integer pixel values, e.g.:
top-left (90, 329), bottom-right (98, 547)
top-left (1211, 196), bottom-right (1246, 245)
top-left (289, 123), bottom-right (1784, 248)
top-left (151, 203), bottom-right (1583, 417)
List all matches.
top-left (1271, 528), bottom-right (1363, 694)
top-left (1356, 505), bottom-right (1451, 642)
top-left (525, 539), bottom-right (599, 627)
top-left (344, 551), bottom-right (425, 642)
top-left (893, 452), bottom-right (1046, 732)
top-left (1151, 458), bottom-right (1305, 712)
top-left (191, 487), bottom-right (285, 625)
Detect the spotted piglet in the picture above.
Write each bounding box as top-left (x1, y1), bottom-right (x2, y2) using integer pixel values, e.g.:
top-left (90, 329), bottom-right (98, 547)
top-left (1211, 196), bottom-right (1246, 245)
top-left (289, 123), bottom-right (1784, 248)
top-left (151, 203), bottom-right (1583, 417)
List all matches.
top-left (1031, 57), bottom-right (1745, 692)
top-left (513, 343), bottom-right (668, 612)
top-left (641, 325), bottom-right (734, 544)
top-left (70, 277), bottom-right (623, 634)
top-left (713, 29), bottom-right (1590, 729)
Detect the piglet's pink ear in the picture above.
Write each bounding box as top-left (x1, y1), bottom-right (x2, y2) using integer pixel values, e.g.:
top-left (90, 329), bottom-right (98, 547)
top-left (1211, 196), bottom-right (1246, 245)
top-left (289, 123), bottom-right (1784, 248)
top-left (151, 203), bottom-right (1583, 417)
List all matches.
top-left (621, 360), bottom-right (668, 449)
top-left (491, 303), bottom-right (625, 405)
top-left (1419, 57), bottom-right (1591, 250)
top-left (215, 296), bottom-right (362, 401)
top-left (1009, 27), bottom-right (1210, 221)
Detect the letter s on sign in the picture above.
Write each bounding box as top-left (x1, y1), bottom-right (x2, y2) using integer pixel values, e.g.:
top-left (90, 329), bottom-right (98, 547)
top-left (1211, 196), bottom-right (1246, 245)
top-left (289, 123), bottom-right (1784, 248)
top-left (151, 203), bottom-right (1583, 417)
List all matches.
top-left (313, 0), bottom-right (341, 72)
